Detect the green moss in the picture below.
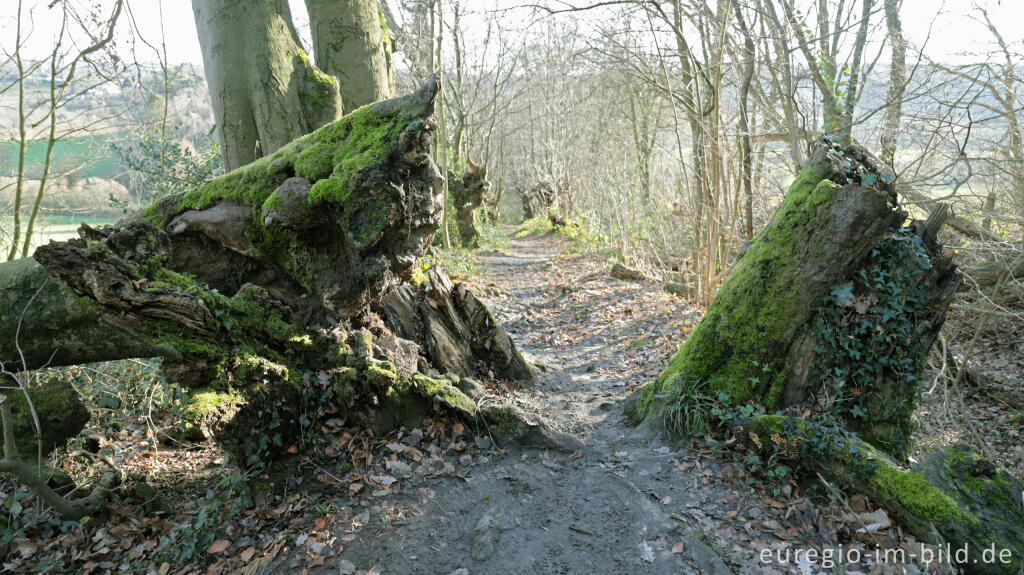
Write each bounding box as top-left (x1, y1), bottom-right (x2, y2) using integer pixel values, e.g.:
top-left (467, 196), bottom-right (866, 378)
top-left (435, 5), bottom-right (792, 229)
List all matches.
top-left (484, 405), bottom-right (522, 439)
top-left (1007, 413), bottom-right (1024, 426)
top-left (948, 448), bottom-right (1018, 507)
top-left (365, 361), bottom-right (399, 389)
top-left (378, 5), bottom-right (392, 52)
top-left (744, 414), bottom-right (792, 436)
top-left (871, 464), bottom-right (968, 524)
top-left (170, 100), bottom-right (407, 274)
top-left (294, 143), bottom-right (335, 181)
top-left (434, 385), bottom-right (477, 416)
top-left (643, 168), bottom-right (838, 432)
top-left (184, 390), bottom-right (241, 420)
top-left (7, 379), bottom-right (89, 458)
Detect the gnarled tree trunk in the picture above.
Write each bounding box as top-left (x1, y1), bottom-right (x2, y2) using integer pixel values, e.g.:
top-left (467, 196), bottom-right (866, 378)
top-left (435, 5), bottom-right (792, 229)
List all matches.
top-left (630, 139), bottom-right (960, 456)
top-left (448, 159), bottom-right (489, 247)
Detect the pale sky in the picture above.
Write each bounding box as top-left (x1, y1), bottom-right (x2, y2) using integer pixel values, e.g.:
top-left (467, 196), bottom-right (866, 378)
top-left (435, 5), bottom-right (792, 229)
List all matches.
top-left (1, 0), bottom-right (1022, 67)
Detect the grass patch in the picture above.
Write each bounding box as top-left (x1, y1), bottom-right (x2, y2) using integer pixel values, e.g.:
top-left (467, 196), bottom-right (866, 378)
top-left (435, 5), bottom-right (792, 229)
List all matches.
top-left (514, 216), bottom-right (553, 237)
top-left (477, 218), bottom-right (510, 251)
top-left (0, 214), bottom-right (117, 256)
top-left (0, 134), bottom-right (122, 179)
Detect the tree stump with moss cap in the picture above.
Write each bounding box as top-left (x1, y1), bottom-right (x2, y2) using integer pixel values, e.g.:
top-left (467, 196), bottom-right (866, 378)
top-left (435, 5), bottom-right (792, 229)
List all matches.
top-left (0, 77), bottom-right (560, 485)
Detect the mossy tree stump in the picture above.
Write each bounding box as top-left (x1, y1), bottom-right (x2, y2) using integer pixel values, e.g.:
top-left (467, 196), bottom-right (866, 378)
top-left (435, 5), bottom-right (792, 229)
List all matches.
top-left (624, 139), bottom-right (1024, 573)
top-left (629, 138), bottom-right (960, 454)
top-left (448, 159), bottom-right (489, 248)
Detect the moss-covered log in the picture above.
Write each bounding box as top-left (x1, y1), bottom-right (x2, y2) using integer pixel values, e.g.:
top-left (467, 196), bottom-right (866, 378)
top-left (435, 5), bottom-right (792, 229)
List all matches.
top-left (0, 78), bottom-right (555, 481)
top-left (629, 138), bottom-right (961, 457)
top-left (2, 77), bottom-right (442, 374)
top-left (738, 416), bottom-right (1023, 575)
top-left (4, 378), bottom-right (89, 460)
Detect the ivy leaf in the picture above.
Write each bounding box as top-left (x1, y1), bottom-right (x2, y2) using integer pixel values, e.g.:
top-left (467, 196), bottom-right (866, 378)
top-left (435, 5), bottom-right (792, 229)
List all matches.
top-left (861, 173), bottom-right (876, 186)
top-left (880, 307), bottom-right (899, 323)
top-left (831, 282), bottom-right (856, 307)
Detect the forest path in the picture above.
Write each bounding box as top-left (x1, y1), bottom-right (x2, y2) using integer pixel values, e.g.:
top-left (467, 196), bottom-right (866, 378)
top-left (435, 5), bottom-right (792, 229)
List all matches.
top-left (325, 230), bottom-right (803, 575)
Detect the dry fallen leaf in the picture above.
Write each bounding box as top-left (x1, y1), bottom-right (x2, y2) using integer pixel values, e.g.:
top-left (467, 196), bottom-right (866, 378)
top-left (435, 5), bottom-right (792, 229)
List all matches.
top-left (208, 539), bottom-right (230, 554)
top-left (369, 474), bottom-right (397, 487)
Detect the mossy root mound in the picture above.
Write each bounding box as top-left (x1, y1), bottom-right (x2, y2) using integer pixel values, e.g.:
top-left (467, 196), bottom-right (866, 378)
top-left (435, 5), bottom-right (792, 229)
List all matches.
top-left (0, 76), bottom-right (551, 482)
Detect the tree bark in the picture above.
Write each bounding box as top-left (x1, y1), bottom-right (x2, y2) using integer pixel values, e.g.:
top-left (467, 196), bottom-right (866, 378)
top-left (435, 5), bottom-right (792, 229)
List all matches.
top-left (305, 0), bottom-right (394, 114)
top-left (881, 0), bottom-right (906, 165)
top-left (628, 138), bottom-right (961, 458)
top-left (734, 2), bottom-right (756, 239)
top-left (379, 269), bottom-right (533, 384)
top-left (192, 0), bottom-right (343, 171)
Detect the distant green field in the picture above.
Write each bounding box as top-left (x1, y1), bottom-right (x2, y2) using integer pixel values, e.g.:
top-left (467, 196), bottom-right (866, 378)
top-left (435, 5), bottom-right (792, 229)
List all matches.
top-left (0, 134), bottom-right (122, 179)
top-left (0, 214), bottom-right (117, 255)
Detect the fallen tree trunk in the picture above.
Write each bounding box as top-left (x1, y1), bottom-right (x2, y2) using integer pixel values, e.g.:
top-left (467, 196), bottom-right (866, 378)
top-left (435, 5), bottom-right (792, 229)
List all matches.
top-left (0, 78), bottom-right (555, 483)
top-left (2, 77), bottom-right (445, 373)
top-left (738, 416), bottom-right (1023, 575)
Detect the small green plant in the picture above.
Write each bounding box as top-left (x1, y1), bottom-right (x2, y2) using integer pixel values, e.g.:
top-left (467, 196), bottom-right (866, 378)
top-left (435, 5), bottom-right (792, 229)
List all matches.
top-left (155, 473), bottom-right (250, 562)
top-left (420, 247), bottom-right (479, 279)
top-left (809, 228), bottom-right (934, 457)
top-left (111, 121), bottom-right (222, 211)
top-left (477, 217), bottom-right (510, 251)
top-left (662, 377), bottom-right (714, 436)
top-left (514, 216), bottom-right (553, 237)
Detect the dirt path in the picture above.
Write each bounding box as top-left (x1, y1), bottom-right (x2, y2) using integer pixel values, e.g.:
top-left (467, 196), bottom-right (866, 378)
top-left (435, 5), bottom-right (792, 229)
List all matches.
top-left (329, 231), bottom-right (801, 575)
